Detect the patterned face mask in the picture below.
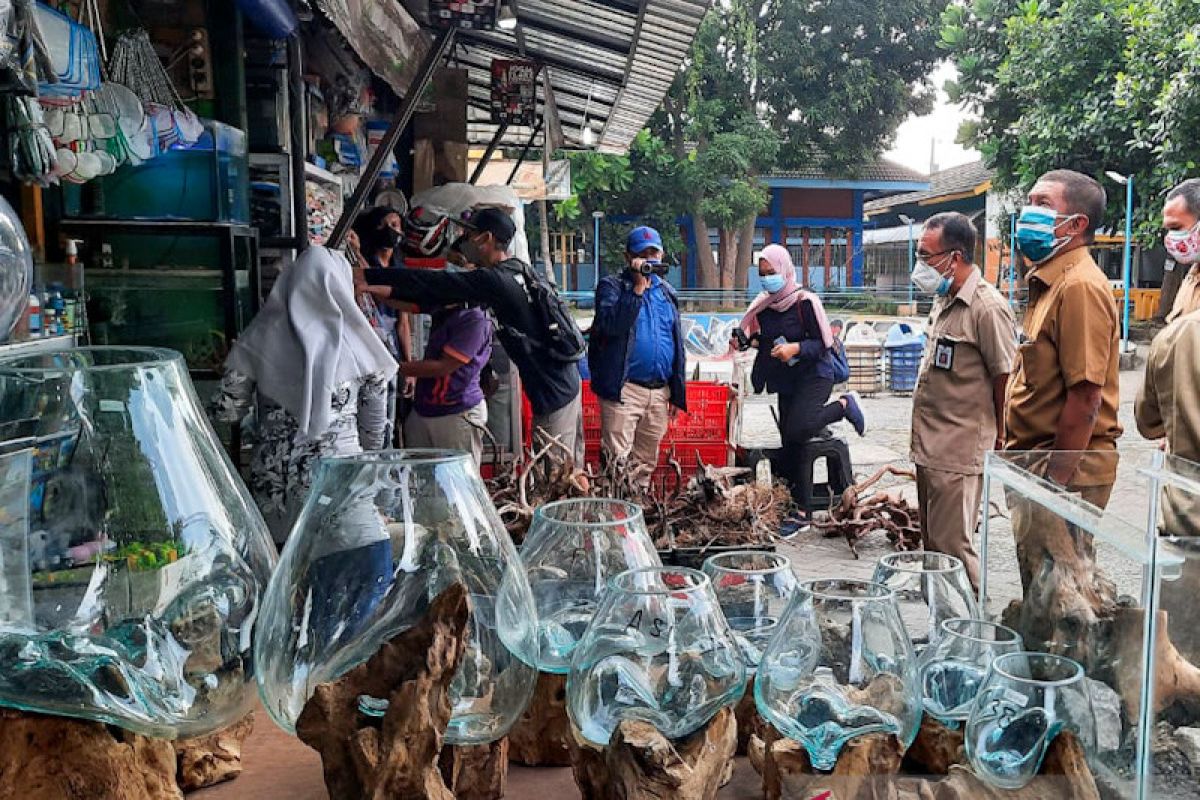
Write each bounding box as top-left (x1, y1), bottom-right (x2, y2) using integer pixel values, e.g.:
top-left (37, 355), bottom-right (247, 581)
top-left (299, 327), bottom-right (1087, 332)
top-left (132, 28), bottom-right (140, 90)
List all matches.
top-left (1165, 221), bottom-right (1200, 265)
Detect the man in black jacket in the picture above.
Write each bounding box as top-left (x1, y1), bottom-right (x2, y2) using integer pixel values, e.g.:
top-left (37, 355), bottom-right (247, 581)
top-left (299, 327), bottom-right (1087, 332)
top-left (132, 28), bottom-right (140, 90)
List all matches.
top-left (357, 208), bottom-right (585, 464)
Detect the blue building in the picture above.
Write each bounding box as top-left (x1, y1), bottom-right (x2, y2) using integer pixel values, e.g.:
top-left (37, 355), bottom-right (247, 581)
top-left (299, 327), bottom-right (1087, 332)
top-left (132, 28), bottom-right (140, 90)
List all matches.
top-left (679, 158), bottom-right (928, 289)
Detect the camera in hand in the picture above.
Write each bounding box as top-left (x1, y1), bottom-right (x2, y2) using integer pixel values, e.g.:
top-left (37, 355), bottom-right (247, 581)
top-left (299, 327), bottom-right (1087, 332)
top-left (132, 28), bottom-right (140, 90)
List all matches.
top-left (638, 259), bottom-right (663, 276)
top-left (732, 327), bottom-right (755, 351)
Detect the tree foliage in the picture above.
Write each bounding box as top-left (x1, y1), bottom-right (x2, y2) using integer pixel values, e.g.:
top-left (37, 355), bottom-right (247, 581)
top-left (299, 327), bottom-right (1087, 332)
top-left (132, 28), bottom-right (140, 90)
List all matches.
top-left (942, 0), bottom-right (1200, 237)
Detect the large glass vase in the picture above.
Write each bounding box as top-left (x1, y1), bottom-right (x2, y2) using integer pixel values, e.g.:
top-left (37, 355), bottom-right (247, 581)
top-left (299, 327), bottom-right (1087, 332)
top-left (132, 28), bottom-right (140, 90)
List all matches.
top-left (566, 566), bottom-right (746, 746)
top-left (701, 550), bottom-right (797, 672)
top-left (871, 551), bottom-right (979, 649)
top-left (918, 618), bottom-right (1023, 727)
top-left (755, 579), bottom-right (921, 770)
top-left (0, 347), bottom-right (277, 737)
top-left (255, 450), bottom-right (538, 745)
top-left (520, 498), bottom-right (660, 673)
top-left (965, 652), bottom-right (1097, 789)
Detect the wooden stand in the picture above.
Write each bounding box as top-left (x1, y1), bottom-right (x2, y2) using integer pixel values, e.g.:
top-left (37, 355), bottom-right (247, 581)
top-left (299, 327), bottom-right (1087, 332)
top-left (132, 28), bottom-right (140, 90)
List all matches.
top-left (922, 732), bottom-right (1099, 800)
top-left (172, 712), bottom-right (254, 792)
top-left (0, 709), bottom-right (181, 800)
top-left (295, 583), bottom-right (469, 800)
top-left (507, 672), bottom-right (572, 766)
top-left (902, 716), bottom-right (964, 775)
top-left (733, 676), bottom-right (767, 756)
top-left (439, 738), bottom-right (509, 800)
top-left (567, 707), bottom-right (737, 800)
top-left (762, 731), bottom-right (904, 800)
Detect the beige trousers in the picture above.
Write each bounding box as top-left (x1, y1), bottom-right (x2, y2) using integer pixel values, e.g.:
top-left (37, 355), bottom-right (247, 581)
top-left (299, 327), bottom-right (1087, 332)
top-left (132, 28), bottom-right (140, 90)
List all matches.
top-left (404, 402), bottom-right (487, 467)
top-left (916, 465), bottom-right (984, 590)
top-left (599, 383), bottom-right (671, 471)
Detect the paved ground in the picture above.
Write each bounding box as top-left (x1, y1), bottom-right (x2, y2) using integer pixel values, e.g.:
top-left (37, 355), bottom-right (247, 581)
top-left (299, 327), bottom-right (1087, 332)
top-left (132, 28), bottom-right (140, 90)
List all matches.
top-left (202, 343), bottom-right (1162, 800)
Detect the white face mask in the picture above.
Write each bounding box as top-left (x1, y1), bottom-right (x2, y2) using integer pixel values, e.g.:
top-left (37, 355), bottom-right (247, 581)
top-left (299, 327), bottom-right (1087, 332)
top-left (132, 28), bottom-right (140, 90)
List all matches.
top-left (910, 253), bottom-right (955, 295)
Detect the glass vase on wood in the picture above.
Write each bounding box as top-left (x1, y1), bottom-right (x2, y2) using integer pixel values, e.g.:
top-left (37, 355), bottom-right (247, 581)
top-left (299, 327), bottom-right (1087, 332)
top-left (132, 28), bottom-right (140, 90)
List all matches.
top-left (0, 347), bottom-right (277, 737)
top-left (918, 618), bottom-right (1023, 727)
top-left (755, 578), bottom-right (921, 770)
top-left (254, 449), bottom-right (538, 746)
top-left (520, 498), bottom-right (660, 673)
top-left (566, 566), bottom-right (746, 746)
top-left (701, 550), bottom-right (797, 672)
top-left (871, 551), bottom-right (979, 650)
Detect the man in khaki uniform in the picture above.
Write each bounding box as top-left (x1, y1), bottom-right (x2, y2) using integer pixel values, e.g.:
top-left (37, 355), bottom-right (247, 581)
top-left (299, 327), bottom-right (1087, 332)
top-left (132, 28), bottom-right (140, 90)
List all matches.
top-left (910, 213), bottom-right (1017, 590)
top-left (1004, 170), bottom-right (1123, 658)
top-left (1163, 179), bottom-right (1200, 322)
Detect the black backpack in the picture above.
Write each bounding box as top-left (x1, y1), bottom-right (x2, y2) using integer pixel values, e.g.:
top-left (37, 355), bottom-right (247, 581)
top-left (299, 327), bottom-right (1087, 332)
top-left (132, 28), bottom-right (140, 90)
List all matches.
top-left (501, 259), bottom-right (587, 363)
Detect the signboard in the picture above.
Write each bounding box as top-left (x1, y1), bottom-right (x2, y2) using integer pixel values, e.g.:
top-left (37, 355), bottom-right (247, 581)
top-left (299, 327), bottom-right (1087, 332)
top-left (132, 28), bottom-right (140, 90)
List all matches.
top-left (490, 59), bottom-right (540, 127)
top-left (430, 0), bottom-right (499, 30)
top-left (470, 159), bottom-right (572, 202)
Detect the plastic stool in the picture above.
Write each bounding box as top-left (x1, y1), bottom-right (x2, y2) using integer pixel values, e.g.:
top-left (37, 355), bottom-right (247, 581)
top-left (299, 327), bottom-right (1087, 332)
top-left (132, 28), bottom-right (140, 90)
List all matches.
top-left (789, 434), bottom-right (854, 512)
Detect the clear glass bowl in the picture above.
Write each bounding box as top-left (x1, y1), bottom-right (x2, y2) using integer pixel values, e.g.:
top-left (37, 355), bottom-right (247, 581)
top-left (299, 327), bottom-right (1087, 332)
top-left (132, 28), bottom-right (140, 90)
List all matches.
top-left (520, 498), bottom-right (660, 674)
top-left (566, 566), bottom-right (746, 746)
top-left (965, 652), bottom-right (1097, 789)
top-left (755, 579), bottom-right (921, 770)
top-left (0, 347), bottom-right (277, 737)
top-left (918, 618), bottom-right (1023, 726)
top-left (701, 550), bottom-right (797, 672)
top-left (871, 551), bottom-right (979, 649)
top-left (254, 449), bottom-right (538, 746)
top-left (0, 195), bottom-right (32, 340)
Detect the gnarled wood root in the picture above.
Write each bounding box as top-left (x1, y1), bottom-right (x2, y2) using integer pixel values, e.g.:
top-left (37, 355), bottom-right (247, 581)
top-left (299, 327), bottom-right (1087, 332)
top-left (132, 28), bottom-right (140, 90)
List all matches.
top-left (173, 712), bottom-right (254, 792)
top-left (568, 707), bottom-right (737, 800)
top-left (507, 671), bottom-right (572, 766)
top-left (295, 583), bottom-right (469, 800)
top-left (439, 738), bottom-right (508, 800)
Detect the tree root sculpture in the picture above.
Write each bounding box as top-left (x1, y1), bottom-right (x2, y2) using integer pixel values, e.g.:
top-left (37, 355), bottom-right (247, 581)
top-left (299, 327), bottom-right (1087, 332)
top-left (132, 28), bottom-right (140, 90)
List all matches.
top-left (812, 466), bottom-right (921, 557)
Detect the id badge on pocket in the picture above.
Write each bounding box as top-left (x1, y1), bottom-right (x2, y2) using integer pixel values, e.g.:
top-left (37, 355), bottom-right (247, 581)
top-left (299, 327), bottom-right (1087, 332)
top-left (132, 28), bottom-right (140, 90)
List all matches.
top-left (933, 337), bottom-right (957, 371)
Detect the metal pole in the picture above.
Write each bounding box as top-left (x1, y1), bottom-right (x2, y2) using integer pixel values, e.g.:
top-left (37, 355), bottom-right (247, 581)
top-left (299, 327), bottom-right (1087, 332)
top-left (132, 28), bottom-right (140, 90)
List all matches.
top-left (286, 34), bottom-right (308, 253)
top-left (327, 29), bottom-right (457, 249)
top-left (469, 121), bottom-right (510, 185)
top-left (1009, 212), bottom-right (1016, 308)
top-left (593, 214), bottom-right (601, 289)
top-left (506, 120), bottom-right (543, 185)
top-left (906, 220), bottom-right (914, 309)
top-left (1121, 175), bottom-right (1134, 353)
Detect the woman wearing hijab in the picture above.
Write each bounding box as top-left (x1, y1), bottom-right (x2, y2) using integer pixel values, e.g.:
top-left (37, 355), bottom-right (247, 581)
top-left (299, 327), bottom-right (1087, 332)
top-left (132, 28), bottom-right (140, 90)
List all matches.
top-left (736, 244), bottom-right (866, 446)
top-left (215, 246), bottom-right (399, 544)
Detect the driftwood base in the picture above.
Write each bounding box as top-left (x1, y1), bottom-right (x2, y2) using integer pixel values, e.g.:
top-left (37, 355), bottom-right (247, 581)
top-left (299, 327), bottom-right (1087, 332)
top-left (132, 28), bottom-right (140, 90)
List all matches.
top-left (762, 731), bottom-right (904, 800)
top-left (507, 671), bottom-right (571, 766)
top-left (172, 712), bottom-right (254, 792)
top-left (0, 709), bottom-right (181, 800)
top-left (295, 583), bottom-right (469, 800)
top-left (903, 716), bottom-right (964, 775)
top-left (919, 732), bottom-right (1099, 800)
top-left (568, 706), bottom-right (737, 800)
top-left (733, 676), bottom-right (768, 756)
top-left (439, 738), bottom-right (509, 800)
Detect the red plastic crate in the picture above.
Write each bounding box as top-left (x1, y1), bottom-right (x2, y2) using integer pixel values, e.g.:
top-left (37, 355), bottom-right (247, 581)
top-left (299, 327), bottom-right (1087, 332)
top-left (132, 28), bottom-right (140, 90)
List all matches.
top-left (583, 439), bottom-right (731, 479)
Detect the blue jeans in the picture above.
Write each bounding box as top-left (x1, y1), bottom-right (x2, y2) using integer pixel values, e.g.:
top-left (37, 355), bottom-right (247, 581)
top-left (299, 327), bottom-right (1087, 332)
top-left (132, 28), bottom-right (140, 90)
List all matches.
top-left (309, 540), bottom-right (393, 645)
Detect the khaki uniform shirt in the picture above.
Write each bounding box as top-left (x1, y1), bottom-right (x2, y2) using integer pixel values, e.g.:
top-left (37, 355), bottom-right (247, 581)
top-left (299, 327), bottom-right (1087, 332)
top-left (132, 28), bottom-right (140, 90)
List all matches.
top-left (1135, 310), bottom-right (1200, 536)
top-left (911, 268), bottom-right (1018, 474)
top-left (1167, 265), bottom-right (1200, 323)
top-left (1004, 247), bottom-right (1123, 486)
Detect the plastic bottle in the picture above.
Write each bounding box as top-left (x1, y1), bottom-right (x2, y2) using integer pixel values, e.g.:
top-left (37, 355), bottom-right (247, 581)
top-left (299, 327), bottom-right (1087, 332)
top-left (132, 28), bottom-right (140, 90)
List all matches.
top-left (43, 307), bottom-right (56, 337)
top-left (27, 293), bottom-right (41, 337)
top-left (49, 287), bottom-right (65, 334)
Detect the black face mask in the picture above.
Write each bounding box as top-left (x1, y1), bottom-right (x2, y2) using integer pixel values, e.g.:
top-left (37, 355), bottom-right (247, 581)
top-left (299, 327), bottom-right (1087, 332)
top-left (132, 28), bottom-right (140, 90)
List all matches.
top-left (380, 227), bottom-right (404, 250)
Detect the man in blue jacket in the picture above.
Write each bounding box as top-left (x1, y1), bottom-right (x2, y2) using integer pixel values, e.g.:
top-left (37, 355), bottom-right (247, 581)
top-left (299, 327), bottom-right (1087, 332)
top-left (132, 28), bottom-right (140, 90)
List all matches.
top-left (589, 226), bottom-right (687, 473)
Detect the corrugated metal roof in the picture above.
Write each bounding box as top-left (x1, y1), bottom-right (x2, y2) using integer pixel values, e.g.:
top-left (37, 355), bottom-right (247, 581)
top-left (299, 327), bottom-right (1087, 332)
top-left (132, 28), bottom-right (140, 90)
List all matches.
top-left (766, 158), bottom-right (928, 184)
top-left (863, 160), bottom-right (993, 212)
top-left (457, 0), bottom-right (711, 152)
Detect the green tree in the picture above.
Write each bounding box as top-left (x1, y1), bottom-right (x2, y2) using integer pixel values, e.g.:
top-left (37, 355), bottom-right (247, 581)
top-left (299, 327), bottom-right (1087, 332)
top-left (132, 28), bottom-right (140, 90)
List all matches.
top-left (942, 0), bottom-right (1200, 237)
top-left (659, 0), bottom-right (948, 288)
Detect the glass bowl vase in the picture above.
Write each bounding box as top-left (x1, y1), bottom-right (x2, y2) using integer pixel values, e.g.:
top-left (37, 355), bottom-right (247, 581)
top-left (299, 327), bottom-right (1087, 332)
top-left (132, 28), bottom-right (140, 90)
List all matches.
top-left (254, 449), bottom-right (538, 746)
top-left (918, 618), bottom-right (1023, 727)
top-left (0, 347), bottom-right (277, 737)
top-left (701, 550), bottom-right (797, 672)
top-left (566, 566), bottom-right (746, 746)
top-left (965, 652), bottom-right (1097, 789)
top-left (871, 551), bottom-right (979, 650)
top-left (755, 579), bottom-right (921, 770)
top-left (520, 498), bottom-right (660, 673)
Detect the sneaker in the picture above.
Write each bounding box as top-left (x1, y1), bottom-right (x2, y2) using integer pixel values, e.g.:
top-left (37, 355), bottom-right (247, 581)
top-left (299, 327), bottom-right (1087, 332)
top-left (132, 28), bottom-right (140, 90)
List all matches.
top-left (778, 515), bottom-right (811, 540)
top-left (841, 391), bottom-right (866, 437)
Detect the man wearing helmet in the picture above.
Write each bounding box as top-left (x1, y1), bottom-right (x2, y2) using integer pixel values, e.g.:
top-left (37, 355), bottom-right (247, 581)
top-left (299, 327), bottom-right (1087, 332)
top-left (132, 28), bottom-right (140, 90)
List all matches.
top-left (357, 208), bottom-right (587, 465)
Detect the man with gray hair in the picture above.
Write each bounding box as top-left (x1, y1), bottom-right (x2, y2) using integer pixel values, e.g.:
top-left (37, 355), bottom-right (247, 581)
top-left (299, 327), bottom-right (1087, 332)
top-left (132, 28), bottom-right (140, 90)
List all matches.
top-left (1163, 177), bottom-right (1200, 322)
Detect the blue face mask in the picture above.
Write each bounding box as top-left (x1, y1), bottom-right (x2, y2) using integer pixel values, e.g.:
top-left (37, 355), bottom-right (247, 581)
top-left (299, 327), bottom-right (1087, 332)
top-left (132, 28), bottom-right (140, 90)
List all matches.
top-left (1016, 205), bottom-right (1080, 264)
top-left (761, 274), bottom-right (786, 293)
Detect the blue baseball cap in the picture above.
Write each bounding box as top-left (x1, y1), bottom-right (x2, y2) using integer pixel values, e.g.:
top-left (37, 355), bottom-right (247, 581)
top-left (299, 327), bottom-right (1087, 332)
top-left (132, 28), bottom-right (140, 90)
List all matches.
top-left (626, 226), bottom-right (663, 254)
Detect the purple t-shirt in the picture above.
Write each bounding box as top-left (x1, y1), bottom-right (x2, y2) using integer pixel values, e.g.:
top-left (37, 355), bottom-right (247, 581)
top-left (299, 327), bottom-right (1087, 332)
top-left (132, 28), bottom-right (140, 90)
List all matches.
top-left (415, 307), bottom-right (493, 417)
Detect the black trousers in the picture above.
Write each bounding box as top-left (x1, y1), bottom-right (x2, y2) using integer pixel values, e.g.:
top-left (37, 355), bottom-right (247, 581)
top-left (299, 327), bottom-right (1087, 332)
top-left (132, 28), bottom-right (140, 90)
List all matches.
top-left (776, 377), bottom-right (844, 446)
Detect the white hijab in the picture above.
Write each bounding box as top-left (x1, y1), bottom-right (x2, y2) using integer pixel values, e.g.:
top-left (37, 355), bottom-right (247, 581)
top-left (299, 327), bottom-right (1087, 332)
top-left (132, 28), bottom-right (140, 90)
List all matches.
top-left (225, 246), bottom-right (398, 439)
